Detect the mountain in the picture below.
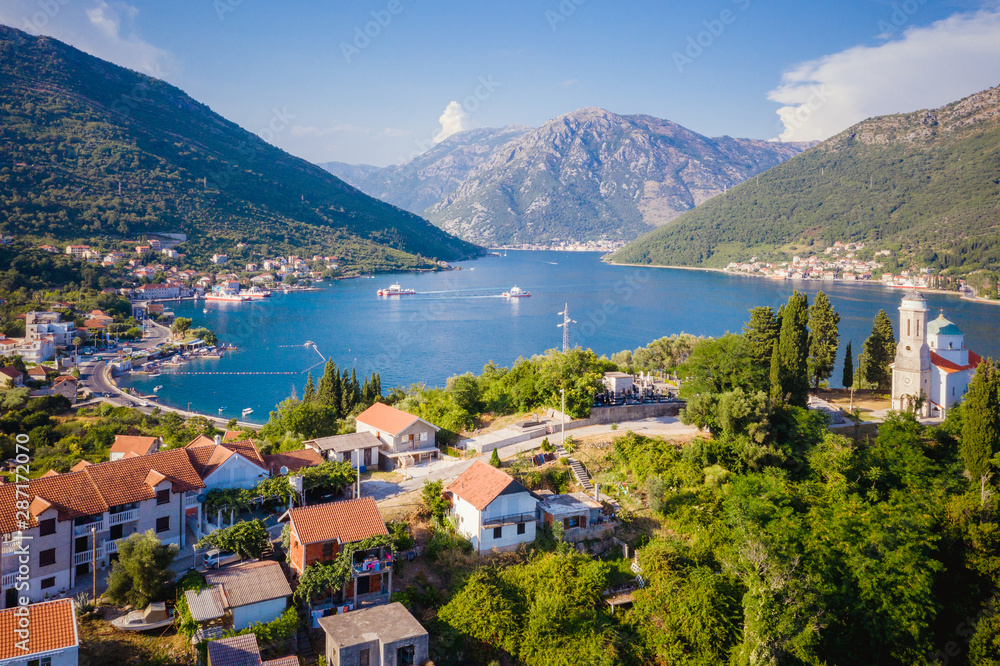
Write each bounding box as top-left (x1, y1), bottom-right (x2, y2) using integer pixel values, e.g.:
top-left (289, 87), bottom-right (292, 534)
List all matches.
top-left (320, 125), bottom-right (531, 215)
top-left (0, 26), bottom-right (478, 270)
top-left (324, 109), bottom-right (812, 245)
top-left (611, 85), bottom-right (1000, 272)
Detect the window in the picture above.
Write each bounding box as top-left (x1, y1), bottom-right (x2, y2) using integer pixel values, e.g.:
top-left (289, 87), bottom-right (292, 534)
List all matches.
top-left (76, 562), bottom-right (90, 577)
top-left (40, 577), bottom-right (55, 590)
top-left (28, 658), bottom-right (52, 666)
top-left (156, 489), bottom-right (170, 505)
top-left (39, 548), bottom-right (56, 567)
top-left (397, 644), bottom-right (416, 666)
top-left (322, 542), bottom-right (334, 558)
top-left (517, 522), bottom-right (526, 535)
top-left (39, 518), bottom-right (56, 536)
top-left (75, 536), bottom-right (89, 553)
top-left (359, 648), bottom-right (370, 666)
top-left (155, 516), bottom-right (169, 533)
top-left (110, 524), bottom-right (123, 540)
top-left (493, 526), bottom-right (502, 539)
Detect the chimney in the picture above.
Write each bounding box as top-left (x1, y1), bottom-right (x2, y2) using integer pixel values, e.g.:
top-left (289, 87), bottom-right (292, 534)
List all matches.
top-left (214, 434), bottom-right (221, 446)
top-left (593, 483), bottom-right (600, 502)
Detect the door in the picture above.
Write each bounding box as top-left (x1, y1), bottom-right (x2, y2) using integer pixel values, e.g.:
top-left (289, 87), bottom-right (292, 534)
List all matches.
top-left (364, 448), bottom-right (371, 466)
top-left (356, 574), bottom-right (370, 595)
top-left (4, 587), bottom-right (15, 609)
top-left (75, 535), bottom-right (89, 553)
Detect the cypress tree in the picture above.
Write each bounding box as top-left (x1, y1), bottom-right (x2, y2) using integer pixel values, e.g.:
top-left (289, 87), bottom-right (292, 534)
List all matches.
top-left (744, 306), bottom-right (781, 370)
top-left (489, 448), bottom-right (502, 468)
top-left (769, 339), bottom-right (783, 402)
top-left (350, 368), bottom-right (360, 404)
top-left (777, 291), bottom-right (810, 407)
top-left (842, 341), bottom-right (854, 389)
top-left (861, 309), bottom-right (896, 391)
top-left (960, 358), bottom-right (1000, 483)
top-left (807, 291), bottom-right (840, 389)
top-left (331, 366), bottom-right (343, 416)
top-left (341, 368), bottom-right (353, 414)
top-left (303, 372), bottom-right (315, 403)
top-left (315, 359), bottom-right (335, 405)
top-left (361, 376), bottom-right (371, 403)
top-left (373, 373), bottom-right (381, 399)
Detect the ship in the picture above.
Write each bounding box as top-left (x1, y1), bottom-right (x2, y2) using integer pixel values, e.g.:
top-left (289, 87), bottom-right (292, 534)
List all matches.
top-left (240, 286), bottom-right (272, 299)
top-left (204, 290), bottom-right (249, 302)
top-left (502, 285), bottom-right (531, 298)
top-left (377, 283), bottom-right (416, 296)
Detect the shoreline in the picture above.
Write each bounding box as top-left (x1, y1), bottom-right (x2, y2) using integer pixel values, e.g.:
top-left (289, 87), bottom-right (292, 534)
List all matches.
top-left (604, 259), bottom-right (1000, 306)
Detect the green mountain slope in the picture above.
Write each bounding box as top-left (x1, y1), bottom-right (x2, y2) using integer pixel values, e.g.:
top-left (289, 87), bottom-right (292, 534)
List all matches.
top-left (0, 26), bottom-right (478, 269)
top-left (611, 85), bottom-right (1000, 272)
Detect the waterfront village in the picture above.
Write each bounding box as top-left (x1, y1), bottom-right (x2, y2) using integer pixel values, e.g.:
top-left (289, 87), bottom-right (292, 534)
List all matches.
top-left (0, 273), bottom-right (987, 665)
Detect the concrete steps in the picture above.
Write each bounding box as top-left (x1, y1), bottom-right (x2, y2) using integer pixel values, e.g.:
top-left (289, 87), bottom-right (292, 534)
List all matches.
top-left (568, 458), bottom-right (593, 492)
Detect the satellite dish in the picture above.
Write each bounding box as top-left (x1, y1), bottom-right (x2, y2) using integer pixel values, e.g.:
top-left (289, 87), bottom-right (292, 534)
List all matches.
top-left (279, 466), bottom-right (289, 476)
top-left (196, 494), bottom-right (207, 503)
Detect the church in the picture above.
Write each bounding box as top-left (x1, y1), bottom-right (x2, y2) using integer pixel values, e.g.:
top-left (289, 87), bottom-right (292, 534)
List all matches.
top-left (890, 291), bottom-right (981, 418)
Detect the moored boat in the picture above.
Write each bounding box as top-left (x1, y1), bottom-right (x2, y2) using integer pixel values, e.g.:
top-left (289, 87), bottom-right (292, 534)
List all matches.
top-left (240, 286), bottom-right (272, 299)
top-left (204, 290), bottom-right (249, 302)
top-left (111, 602), bottom-right (174, 632)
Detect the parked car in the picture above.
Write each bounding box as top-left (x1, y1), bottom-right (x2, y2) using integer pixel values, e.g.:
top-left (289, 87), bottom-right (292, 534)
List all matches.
top-left (202, 549), bottom-right (241, 569)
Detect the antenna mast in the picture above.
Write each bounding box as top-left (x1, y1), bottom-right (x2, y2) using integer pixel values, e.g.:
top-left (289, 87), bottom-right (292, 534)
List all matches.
top-left (557, 303), bottom-right (576, 352)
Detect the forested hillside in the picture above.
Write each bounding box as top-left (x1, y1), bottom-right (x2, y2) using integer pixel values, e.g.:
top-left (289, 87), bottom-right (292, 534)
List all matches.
top-left (0, 26), bottom-right (478, 269)
top-left (612, 85), bottom-right (1000, 273)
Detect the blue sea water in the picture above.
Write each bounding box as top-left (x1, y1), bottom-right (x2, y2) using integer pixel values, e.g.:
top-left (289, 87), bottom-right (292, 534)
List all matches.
top-left (119, 251), bottom-right (1000, 423)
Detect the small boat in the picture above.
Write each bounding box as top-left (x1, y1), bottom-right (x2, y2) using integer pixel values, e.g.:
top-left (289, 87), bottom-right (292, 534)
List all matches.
top-left (242, 407), bottom-right (254, 416)
top-left (111, 602), bottom-right (174, 632)
top-left (218, 406), bottom-right (226, 413)
top-left (377, 283), bottom-right (416, 296)
top-left (203, 308), bottom-right (208, 313)
top-left (153, 385), bottom-right (162, 392)
top-left (502, 285), bottom-right (531, 298)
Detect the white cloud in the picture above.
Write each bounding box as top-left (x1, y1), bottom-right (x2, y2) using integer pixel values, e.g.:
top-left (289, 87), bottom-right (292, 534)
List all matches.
top-left (433, 101), bottom-right (471, 143)
top-left (769, 7), bottom-right (1000, 142)
top-left (0, 0), bottom-right (173, 79)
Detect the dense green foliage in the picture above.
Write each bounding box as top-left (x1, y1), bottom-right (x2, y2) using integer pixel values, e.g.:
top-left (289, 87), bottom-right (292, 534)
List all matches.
top-left (294, 535), bottom-right (393, 603)
top-left (776, 291), bottom-right (810, 406)
top-left (960, 357), bottom-right (1000, 483)
top-left (807, 291), bottom-right (840, 388)
top-left (104, 530), bottom-right (178, 608)
top-left (611, 85), bottom-right (1000, 274)
top-left (195, 519), bottom-right (270, 559)
top-left (860, 308), bottom-right (896, 391)
top-left (0, 26), bottom-right (478, 269)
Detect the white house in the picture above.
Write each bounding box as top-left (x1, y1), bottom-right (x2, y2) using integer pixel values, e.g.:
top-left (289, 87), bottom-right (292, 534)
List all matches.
top-left (185, 435), bottom-right (268, 492)
top-left (446, 460), bottom-right (538, 553)
top-left (355, 403), bottom-right (440, 471)
top-left (303, 432), bottom-right (381, 471)
top-left (188, 560), bottom-right (292, 631)
top-left (0, 599), bottom-right (79, 666)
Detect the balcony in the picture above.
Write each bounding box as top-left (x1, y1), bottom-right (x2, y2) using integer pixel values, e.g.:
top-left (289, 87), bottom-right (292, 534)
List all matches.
top-left (74, 519), bottom-right (105, 536)
top-left (184, 494), bottom-right (200, 507)
top-left (2, 572), bottom-right (16, 587)
top-left (2, 540), bottom-right (25, 557)
top-left (73, 549), bottom-right (94, 565)
top-left (352, 555), bottom-right (392, 577)
top-left (481, 512), bottom-right (537, 527)
top-left (108, 509), bottom-right (139, 526)
top-left (104, 538), bottom-right (125, 555)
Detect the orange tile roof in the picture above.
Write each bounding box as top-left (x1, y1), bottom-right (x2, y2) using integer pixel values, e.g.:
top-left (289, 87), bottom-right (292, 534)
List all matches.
top-left (70, 460), bottom-right (92, 472)
top-left (40, 470), bottom-right (60, 478)
top-left (0, 599), bottom-right (78, 659)
top-left (447, 460), bottom-right (527, 511)
top-left (110, 435), bottom-right (159, 457)
top-left (187, 434), bottom-right (216, 448)
top-left (931, 350), bottom-right (983, 374)
top-left (356, 402), bottom-right (437, 436)
top-left (263, 449), bottom-right (322, 476)
top-left (186, 440), bottom-right (265, 479)
top-left (285, 497), bottom-right (388, 546)
top-left (224, 430), bottom-right (255, 441)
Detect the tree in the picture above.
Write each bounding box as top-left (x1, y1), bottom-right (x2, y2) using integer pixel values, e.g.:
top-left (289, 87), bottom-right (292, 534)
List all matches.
top-left (769, 340), bottom-right (782, 402)
top-left (776, 292), bottom-right (810, 407)
top-left (422, 480), bottom-right (449, 521)
top-left (807, 291), bottom-right (840, 389)
top-left (303, 372), bottom-right (315, 403)
top-left (449, 373), bottom-right (483, 413)
top-left (489, 448), bottom-right (502, 468)
top-left (861, 309), bottom-right (896, 391)
top-left (842, 341), bottom-right (854, 389)
top-left (171, 317), bottom-right (192, 339)
top-left (195, 519), bottom-right (270, 560)
top-left (961, 357), bottom-right (1000, 483)
top-left (104, 530), bottom-right (178, 608)
top-left (743, 306), bottom-right (781, 369)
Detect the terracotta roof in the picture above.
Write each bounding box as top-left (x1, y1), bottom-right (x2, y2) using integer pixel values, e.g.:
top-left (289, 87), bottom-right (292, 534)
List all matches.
top-left (187, 434), bottom-right (216, 448)
top-left (223, 430), bottom-right (254, 441)
top-left (53, 376), bottom-right (77, 386)
top-left (82, 318), bottom-right (107, 329)
top-left (205, 561), bottom-right (292, 608)
top-left (40, 470), bottom-right (60, 478)
top-left (356, 402), bottom-right (438, 436)
top-left (186, 440), bottom-right (265, 479)
top-left (0, 367), bottom-right (22, 379)
top-left (263, 449), bottom-right (322, 476)
top-left (283, 497), bottom-right (388, 546)
top-left (447, 460), bottom-right (528, 511)
top-left (304, 432), bottom-right (381, 453)
top-left (110, 435), bottom-right (159, 457)
top-left (70, 460), bottom-right (92, 472)
top-left (206, 634), bottom-right (263, 666)
top-left (27, 366), bottom-right (48, 377)
top-left (0, 599), bottom-right (78, 659)
top-left (931, 350), bottom-right (983, 374)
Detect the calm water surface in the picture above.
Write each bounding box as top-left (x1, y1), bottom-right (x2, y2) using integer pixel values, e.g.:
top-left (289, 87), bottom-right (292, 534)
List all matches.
top-left (120, 251), bottom-right (1000, 423)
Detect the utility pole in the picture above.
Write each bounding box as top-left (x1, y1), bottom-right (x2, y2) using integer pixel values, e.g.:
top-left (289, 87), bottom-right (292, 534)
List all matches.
top-left (91, 526), bottom-right (97, 604)
top-left (560, 388), bottom-right (566, 446)
top-left (557, 304), bottom-right (576, 352)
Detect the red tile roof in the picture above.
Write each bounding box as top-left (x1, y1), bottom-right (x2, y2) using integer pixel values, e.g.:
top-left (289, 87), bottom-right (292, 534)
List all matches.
top-left (356, 402), bottom-right (437, 436)
top-left (0, 599), bottom-right (78, 659)
top-left (110, 435), bottom-right (159, 457)
top-left (931, 350), bottom-right (982, 374)
top-left (0, 367), bottom-right (22, 380)
top-left (187, 434), bottom-right (216, 448)
top-left (447, 460), bottom-right (526, 511)
top-left (284, 497), bottom-right (388, 546)
top-left (186, 440), bottom-right (265, 479)
top-left (70, 460), bottom-right (92, 472)
top-left (263, 449), bottom-right (322, 476)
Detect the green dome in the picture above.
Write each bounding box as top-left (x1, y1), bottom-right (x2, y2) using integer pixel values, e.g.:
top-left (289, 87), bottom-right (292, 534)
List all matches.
top-left (927, 314), bottom-right (963, 336)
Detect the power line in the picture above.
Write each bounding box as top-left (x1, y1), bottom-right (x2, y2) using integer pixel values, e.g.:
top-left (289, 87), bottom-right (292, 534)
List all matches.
top-left (557, 303), bottom-right (576, 352)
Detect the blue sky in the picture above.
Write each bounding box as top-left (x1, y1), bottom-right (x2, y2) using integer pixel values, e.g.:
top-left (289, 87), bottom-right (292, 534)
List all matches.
top-left (3, 0), bottom-right (999, 165)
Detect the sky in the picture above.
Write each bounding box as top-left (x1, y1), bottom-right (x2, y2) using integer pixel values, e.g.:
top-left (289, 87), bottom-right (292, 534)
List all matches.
top-left (2, 0), bottom-right (1000, 166)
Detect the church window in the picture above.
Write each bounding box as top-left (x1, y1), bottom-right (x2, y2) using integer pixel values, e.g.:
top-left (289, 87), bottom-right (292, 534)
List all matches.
top-left (948, 342), bottom-right (953, 349)
top-left (907, 319), bottom-right (910, 336)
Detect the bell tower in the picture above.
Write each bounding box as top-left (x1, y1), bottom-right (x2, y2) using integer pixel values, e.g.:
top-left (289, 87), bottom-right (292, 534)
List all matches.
top-left (891, 291), bottom-right (932, 416)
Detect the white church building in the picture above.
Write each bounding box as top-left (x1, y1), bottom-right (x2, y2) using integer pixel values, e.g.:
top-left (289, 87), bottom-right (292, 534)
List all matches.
top-left (890, 291), bottom-right (981, 418)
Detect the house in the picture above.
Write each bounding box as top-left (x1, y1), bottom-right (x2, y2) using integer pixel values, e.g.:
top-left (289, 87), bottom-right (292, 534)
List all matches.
top-left (319, 602), bottom-right (428, 666)
top-left (64, 245), bottom-right (90, 258)
top-left (39, 244), bottom-right (60, 253)
top-left (135, 284), bottom-right (180, 300)
top-left (52, 376), bottom-right (78, 404)
top-left (186, 561), bottom-right (292, 631)
top-left (602, 371), bottom-right (634, 397)
top-left (279, 498), bottom-right (391, 609)
top-left (303, 432), bottom-right (381, 470)
top-left (110, 435), bottom-right (161, 461)
top-left (0, 367), bottom-right (23, 388)
top-left (262, 449), bottom-right (323, 477)
top-left (205, 634), bottom-right (298, 666)
top-left (354, 403), bottom-right (439, 470)
top-left (447, 460), bottom-right (538, 553)
top-left (0, 448), bottom-right (205, 605)
top-left (27, 366), bottom-right (49, 383)
top-left (0, 599), bottom-right (79, 666)
top-left (24, 312), bottom-right (75, 347)
top-left (212, 254), bottom-right (228, 265)
top-left (186, 435), bottom-right (268, 492)
top-left (0, 339), bottom-right (17, 356)
top-left (536, 491), bottom-right (614, 542)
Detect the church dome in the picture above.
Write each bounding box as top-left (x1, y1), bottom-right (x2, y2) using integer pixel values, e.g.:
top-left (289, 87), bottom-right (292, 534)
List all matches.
top-left (927, 313), bottom-right (963, 336)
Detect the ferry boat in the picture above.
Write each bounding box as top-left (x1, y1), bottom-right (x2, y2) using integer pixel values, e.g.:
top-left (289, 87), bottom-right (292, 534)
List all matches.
top-left (377, 283), bottom-right (416, 296)
top-left (204, 290), bottom-right (249, 302)
top-left (240, 286), bottom-right (272, 299)
top-left (502, 285), bottom-right (531, 298)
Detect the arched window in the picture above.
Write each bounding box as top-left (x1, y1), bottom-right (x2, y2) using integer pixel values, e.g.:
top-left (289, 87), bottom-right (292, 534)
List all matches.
top-left (907, 319), bottom-right (911, 337)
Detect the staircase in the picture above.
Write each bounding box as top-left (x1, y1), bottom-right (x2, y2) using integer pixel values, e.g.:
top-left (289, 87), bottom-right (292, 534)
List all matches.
top-left (295, 622), bottom-right (315, 664)
top-left (568, 458), bottom-right (593, 493)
